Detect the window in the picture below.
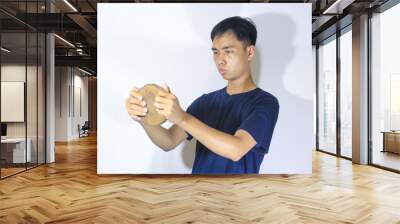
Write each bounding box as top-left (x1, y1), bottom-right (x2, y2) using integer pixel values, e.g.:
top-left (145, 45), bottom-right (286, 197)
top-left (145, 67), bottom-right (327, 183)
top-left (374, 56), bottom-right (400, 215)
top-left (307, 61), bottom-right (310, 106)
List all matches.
top-left (318, 36), bottom-right (337, 154)
top-left (371, 3), bottom-right (400, 171)
top-left (339, 28), bottom-right (352, 158)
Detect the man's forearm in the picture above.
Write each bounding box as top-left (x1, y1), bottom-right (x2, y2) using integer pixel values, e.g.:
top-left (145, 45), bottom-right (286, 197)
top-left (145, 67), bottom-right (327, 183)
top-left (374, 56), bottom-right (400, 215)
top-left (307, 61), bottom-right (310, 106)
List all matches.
top-left (140, 123), bottom-right (175, 151)
top-left (177, 113), bottom-right (251, 161)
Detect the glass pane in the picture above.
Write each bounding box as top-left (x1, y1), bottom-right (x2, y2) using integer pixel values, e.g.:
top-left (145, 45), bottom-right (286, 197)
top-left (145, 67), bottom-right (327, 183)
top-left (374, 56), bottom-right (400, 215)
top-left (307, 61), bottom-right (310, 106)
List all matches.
top-left (26, 1), bottom-right (39, 168)
top-left (1, 31), bottom-right (27, 177)
top-left (340, 29), bottom-right (352, 158)
top-left (371, 4), bottom-right (400, 171)
top-left (38, 32), bottom-right (45, 165)
top-left (0, 1), bottom-right (46, 178)
top-left (27, 31), bottom-right (38, 169)
top-left (318, 37), bottom-right (337, 154)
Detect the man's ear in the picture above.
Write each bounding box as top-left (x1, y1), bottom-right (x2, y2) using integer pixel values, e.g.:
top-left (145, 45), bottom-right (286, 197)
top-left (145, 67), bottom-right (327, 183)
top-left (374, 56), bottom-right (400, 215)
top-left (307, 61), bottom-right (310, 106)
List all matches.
top-left (247, 45), bottom-right (256, 61)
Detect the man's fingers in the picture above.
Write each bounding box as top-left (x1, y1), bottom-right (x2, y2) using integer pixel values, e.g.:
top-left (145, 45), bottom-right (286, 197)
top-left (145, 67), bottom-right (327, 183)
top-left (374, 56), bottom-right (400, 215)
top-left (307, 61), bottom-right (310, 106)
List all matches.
top-left (125, 98), bottom-right (130, 110)
top-left (125, 102), bottom-right (142, 121)
top-left (153, 102), bottom-right (163, 109)
top-left (126, 86), bottom-right (146, 122)
top-left (154, 96), bottom-right (173, 105)
top-left (130, 104), bottom-right (148, 114)
top-left (129, 97), bottom-right (146, 106)
top-left (158, 91), bottom-right (175, 100)
top-left (129, 113), bottom-right (142, 121)
top-left (130, 90), bottom-right (143, 100)
top-left (125, 98), bottom-right (147, 115)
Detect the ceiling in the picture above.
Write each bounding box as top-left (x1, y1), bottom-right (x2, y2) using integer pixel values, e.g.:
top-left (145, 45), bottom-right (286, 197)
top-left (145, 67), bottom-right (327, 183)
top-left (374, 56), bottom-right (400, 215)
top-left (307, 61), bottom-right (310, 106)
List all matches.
top-left (0, 0), bottom-right (393, 75)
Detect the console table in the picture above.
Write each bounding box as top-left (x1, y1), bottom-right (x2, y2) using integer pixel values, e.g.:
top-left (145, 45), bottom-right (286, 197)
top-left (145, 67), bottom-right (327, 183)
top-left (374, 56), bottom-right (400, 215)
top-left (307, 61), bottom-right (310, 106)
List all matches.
top-left (1, 138), bottom-right (32, 164)
top-left (381, 131), bottom-right (400, 154)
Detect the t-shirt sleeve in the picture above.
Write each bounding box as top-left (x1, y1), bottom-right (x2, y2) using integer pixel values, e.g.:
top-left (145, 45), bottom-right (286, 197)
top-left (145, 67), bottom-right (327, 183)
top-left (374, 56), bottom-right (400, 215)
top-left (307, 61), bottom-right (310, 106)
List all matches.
top-left (185, 94), bottom-right (207, 141)
top-left (238, 96), bottom-right (279, 154)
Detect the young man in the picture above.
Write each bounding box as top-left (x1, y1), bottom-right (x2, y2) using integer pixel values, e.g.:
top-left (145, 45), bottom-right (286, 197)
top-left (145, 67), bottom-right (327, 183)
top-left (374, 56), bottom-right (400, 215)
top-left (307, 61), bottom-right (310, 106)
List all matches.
top-left (125, 16), bottom-right (279, 174)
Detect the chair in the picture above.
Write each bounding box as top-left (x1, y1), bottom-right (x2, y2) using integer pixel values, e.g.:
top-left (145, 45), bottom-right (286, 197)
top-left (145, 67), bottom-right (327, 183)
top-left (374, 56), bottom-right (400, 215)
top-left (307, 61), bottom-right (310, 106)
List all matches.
top-left (78, 121), bottom-right (90, 138)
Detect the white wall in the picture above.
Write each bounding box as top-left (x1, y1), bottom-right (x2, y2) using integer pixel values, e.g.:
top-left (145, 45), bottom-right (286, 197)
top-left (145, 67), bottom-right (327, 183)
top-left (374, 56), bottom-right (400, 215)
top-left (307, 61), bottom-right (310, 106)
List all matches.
top-left (98, 3), bottom-right (313, 174)
top-left (1, 65), bottom-right (40, 138)
top-left (55, 67), bottom-right (89, 141)
top-left (55, 66), bottom-right (68, 141)
top-left (72, 72), bottom-right (89, 138)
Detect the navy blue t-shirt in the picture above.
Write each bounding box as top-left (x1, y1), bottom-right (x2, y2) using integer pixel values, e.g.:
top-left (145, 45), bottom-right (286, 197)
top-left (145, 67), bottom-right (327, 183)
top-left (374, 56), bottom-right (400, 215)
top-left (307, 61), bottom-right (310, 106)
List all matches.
top-left (185, 86), bottom-right (279, 174)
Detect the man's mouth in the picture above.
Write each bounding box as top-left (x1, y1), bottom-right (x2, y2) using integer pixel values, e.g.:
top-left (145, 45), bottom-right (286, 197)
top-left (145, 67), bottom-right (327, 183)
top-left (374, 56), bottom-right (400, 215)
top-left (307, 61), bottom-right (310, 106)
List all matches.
top-left (218, 68), bottom-right (226, 75)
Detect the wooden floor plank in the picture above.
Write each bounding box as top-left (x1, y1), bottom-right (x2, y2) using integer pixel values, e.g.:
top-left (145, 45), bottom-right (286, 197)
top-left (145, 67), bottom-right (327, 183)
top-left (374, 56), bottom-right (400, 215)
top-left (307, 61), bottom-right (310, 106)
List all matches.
top-left (0, 134), bottom-right (400, 223)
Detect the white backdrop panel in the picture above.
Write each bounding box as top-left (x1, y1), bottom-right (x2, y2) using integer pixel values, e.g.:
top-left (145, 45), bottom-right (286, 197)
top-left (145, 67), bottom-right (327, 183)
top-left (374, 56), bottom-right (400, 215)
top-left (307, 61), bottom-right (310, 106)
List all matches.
top-left (98, 3), bottom-right (313, 174)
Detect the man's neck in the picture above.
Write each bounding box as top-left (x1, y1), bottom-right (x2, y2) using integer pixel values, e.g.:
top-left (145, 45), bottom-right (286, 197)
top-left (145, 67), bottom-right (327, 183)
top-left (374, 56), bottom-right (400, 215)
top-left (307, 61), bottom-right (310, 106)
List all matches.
top-left (226, 75), bottom-right (256, 95)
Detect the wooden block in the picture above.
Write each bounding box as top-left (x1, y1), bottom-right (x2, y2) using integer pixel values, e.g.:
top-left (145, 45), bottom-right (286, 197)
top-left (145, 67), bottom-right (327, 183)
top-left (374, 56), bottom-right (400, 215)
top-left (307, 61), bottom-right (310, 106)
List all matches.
top-left (137, 84), bottom-right (167, 126)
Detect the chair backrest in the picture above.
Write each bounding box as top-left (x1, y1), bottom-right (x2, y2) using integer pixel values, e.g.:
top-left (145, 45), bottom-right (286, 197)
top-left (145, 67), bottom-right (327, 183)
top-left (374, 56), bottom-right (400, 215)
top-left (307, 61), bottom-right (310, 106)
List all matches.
top-left (82, 121), bottom-right (90, 129)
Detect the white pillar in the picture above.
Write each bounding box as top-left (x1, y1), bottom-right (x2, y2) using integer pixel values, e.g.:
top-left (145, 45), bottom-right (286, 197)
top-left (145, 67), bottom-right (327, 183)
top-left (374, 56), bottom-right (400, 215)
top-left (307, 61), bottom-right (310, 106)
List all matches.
top-left (352, 14), bottom-right (369, 164)
top-left (46, 1), bottom-right (55, 163)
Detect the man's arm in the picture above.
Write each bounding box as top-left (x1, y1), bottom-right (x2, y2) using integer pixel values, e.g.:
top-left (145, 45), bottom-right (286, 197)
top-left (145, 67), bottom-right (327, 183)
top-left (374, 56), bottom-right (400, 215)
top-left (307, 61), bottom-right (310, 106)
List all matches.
top-left (154, 87), bottom-right (257, 161)
top-left (178, 114), bottom-right (256, 161)
top-left (125, 86), bottom-right (187, 151)
top-left (140, 123), bottom-right (188, 151)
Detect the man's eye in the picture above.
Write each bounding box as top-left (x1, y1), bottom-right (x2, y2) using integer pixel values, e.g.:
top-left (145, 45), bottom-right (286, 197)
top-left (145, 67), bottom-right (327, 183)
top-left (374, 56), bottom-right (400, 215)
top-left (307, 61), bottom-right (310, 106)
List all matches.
top-left (225, 51), bottom-right (232, 54)
top-left (213, 51), bottom-right (218, 55)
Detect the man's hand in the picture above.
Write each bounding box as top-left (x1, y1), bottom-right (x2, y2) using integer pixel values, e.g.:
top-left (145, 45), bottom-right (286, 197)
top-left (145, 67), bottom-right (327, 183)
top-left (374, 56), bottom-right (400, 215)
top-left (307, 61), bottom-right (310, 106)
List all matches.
top-left (125, 86), bottom-right (148, 123)
top-left (154, 84), bottom-right (187, 124)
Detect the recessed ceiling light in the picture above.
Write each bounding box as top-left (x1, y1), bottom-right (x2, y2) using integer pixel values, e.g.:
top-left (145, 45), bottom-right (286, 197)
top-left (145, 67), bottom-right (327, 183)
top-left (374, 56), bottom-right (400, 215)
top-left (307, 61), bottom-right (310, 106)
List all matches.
top-left (63, 0), bottom-right (78, 12)
top-left (322, 0), bottom-right (354, 15)
top-left (54, 34), bottom-right (75, 48)
top-left (78, 67), bottom-right (93, 76)
top-left (1, 47), bottom-right (11, 53)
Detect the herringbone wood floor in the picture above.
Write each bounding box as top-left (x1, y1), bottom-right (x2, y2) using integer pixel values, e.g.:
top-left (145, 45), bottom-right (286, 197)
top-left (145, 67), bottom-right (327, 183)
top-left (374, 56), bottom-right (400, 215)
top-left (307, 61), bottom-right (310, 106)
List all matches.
top-left (1, 134), bottom-right (400, 224)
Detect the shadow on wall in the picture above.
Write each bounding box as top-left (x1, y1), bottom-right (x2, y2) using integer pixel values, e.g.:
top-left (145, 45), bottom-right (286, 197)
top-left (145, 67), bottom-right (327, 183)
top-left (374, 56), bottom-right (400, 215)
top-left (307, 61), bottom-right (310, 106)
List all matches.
top-left (250, 12), bottom-right (296, 88)
top-left (177, 12), bottom-right (299, 170)
top-left (181, 139), bottom-right (197, 169)
top-left (251, 13), bottom-right (313, 172)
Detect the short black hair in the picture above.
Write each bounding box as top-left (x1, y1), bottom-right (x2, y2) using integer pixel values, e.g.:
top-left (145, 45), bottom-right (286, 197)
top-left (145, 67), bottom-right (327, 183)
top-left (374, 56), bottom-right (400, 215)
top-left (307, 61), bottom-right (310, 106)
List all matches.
top-left (211, 16), bottom-right (257, 46)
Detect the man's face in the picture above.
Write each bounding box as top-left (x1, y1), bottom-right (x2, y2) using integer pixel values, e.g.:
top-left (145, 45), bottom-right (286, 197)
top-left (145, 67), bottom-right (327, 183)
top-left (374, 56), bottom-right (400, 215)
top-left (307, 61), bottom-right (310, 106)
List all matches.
top-left (211, 31), bottom-right (255, 81)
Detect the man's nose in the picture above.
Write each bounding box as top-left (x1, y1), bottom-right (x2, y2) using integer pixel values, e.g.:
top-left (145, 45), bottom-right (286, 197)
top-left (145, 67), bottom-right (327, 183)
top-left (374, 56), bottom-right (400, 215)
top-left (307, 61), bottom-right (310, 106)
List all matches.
top-left (216, 54), bottom-right (226, 66)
